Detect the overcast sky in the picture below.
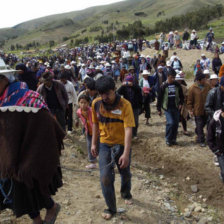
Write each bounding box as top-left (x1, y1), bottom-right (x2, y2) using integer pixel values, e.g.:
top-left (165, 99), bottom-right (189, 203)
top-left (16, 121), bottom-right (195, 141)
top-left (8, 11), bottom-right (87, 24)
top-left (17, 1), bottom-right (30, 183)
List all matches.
top-left (0, 0), bottom-right (124, 29)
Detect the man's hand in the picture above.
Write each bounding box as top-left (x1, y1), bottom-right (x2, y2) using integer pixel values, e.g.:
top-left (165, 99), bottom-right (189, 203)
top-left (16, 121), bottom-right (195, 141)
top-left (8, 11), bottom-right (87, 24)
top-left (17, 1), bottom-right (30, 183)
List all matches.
top-left (189, 111), bottom-right (194, 117)
top-left (158, 110), bottom-right (162, 116)
top-left (178, 105), bottom-right (182, 110)
top-left (91, 144), bottom-right (98, 157)
top-left (118, 153), bottom-right (129, 169)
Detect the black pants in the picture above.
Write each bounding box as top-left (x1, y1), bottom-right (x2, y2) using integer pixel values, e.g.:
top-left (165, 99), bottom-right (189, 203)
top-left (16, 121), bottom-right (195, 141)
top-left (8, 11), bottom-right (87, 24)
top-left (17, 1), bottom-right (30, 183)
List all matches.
top-left (180, 114), bottom-right (187, 131)
top-left (195, 115), bottom-right (207, 143)
top-left (132, 108), bottom-right (139, 137)
top-left (29, 197), bottom-right (54, 219)
top-left (143, 94), bottom-right (151, 119)
top-left (65, 103), bottom-right (73, 131)
top-left (51, 109), bottom-right (66, 131)
top-left (206, 41), bottom-right (212, 51)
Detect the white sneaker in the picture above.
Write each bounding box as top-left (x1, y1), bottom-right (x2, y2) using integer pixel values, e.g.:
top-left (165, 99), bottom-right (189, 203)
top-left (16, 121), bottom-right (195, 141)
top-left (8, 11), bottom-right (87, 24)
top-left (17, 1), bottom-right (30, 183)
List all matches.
top-left (214, 155), bottom-right (219, 167)
top-left (85, 163), bottom-right (97, 169)
top-left (67, 131), bottom-right (72, 135)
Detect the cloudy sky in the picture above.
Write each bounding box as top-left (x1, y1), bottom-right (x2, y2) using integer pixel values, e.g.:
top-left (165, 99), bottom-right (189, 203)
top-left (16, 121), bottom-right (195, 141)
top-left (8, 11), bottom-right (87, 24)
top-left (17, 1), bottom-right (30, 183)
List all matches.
top-left (0, 0), bottom-right (124, 28)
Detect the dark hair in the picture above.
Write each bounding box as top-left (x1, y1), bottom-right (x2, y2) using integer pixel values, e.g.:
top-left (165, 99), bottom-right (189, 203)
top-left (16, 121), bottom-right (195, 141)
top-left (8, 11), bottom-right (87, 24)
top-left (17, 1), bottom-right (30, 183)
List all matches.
top-left (60, 72), bottom-right (68, 80)
top-left (85, 78), bottom-right (95, 90)
top-left (78, 94), bottom-right (90, 102)
top-left (42, 71), bottom-right (53, 81)
top-left (95, 76), bottom-right (115, 94)
top-left (167, 70), bottom-right (176, 77)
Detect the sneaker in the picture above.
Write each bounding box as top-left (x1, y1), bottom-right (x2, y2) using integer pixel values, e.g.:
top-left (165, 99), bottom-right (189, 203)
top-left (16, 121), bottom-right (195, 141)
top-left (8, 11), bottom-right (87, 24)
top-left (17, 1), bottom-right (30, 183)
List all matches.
top-left (214, 156), bottom-right (219, 167)
top-left (166, 141), bottom-right (172, 147)
top-left (67, 131), bottom-right (72, 135)
top-left (200, 143), bottom-right (206, 147)
top-left (172, 141), bottom-right (178, 145)
top-left (85, 163), bottom-right (97, 169)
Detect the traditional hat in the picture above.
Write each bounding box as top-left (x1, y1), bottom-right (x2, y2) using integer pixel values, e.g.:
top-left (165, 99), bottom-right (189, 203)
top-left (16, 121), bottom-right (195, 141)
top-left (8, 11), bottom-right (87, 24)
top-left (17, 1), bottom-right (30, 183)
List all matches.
top-left (142, 70), bottom-right (150, 76)
top-left (203, 69), bottom-right (210, 74)
top-left (175, 74), bottom-right (184, 81)
top-left (210, 74), bottom-right (218, 80)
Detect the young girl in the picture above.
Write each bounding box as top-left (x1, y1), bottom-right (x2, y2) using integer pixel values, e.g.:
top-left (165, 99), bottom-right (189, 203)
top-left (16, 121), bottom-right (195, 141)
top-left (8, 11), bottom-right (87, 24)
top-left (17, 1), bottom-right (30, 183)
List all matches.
top-left (76, 94), bottom-right (97, 169)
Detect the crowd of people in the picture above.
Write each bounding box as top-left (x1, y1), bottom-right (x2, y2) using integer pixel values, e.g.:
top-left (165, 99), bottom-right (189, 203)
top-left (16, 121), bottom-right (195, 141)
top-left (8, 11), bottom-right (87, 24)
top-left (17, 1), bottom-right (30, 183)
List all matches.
top-left (1, 35), bottom-right (224, 223)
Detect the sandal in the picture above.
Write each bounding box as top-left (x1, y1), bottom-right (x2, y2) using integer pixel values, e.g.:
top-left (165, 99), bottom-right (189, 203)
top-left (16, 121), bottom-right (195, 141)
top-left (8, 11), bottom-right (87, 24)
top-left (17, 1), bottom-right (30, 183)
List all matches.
top-left (125, 199), bottom-right (133, 205)
top-left (101, 209), bottom-right (115, 220)
top-left (43, 203), bottom-right (61, 224)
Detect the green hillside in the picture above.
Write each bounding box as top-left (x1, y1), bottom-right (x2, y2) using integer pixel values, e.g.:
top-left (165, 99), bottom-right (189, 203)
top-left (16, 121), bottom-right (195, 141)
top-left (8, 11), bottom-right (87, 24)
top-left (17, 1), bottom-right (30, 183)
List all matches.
top-left (1, 0), bottom-right (223, 50)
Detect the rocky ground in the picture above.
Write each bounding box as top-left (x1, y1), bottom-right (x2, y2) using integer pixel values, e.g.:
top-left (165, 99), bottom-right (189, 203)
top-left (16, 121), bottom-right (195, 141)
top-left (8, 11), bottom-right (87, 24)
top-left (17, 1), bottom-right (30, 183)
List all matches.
top-left (1, 48), bottom-right (224, 224)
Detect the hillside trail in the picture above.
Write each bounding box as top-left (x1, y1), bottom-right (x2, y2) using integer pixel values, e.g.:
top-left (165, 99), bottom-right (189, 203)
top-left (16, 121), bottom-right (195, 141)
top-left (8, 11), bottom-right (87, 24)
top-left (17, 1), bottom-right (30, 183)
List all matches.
top-left (1, 101), bottom-right (224, 224)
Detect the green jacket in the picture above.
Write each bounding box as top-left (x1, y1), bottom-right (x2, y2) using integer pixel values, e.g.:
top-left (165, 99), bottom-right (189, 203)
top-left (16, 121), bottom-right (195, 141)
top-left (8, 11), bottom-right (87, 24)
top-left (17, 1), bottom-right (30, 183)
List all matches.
top-left (157, 81), bottom-right (184, 111)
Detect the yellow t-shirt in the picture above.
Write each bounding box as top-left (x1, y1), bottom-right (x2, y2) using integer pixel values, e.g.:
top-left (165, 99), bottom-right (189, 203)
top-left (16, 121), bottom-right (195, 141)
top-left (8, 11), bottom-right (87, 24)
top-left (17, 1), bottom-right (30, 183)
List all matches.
top-left (92, 97), bottom-right (135, 145)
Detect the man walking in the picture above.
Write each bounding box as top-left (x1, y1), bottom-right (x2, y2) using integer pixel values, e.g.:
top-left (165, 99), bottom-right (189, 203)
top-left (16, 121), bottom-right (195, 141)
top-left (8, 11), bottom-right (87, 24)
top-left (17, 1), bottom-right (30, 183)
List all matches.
top-left (91, 76), bottom-right (135, 220)
top-left (187, 72), bottom-right (211, 147)
top-left (37, 72), bottom-right (68, 131)
top-left (157, 72), bottom-right (184, 146)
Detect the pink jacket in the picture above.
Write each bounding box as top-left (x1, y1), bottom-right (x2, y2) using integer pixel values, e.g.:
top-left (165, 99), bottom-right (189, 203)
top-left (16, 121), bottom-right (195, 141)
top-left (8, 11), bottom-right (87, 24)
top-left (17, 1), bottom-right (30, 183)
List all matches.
top-left (76, 107), bottom-right (93, 135)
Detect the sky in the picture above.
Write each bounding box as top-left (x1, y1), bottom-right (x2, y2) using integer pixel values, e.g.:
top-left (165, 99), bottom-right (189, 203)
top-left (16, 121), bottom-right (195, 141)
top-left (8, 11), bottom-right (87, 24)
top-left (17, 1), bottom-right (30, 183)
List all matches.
top-left (0, 0), bottom-right (124, 29)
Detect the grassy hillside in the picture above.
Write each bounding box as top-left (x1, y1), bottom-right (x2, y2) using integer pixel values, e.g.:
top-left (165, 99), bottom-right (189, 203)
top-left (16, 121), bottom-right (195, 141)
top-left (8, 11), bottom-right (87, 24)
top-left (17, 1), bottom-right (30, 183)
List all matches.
top-left (1, 0), bottom-right (223, 50)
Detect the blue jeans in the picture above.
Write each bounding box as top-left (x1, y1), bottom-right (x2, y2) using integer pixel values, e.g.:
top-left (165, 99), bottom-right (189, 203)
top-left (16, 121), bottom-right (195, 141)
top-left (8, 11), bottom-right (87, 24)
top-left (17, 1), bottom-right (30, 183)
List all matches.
top-left (86, 134), bottom-right (97, 163)
top-left (218, 154), bottom-right (224, 182)
top-left (164, 108), bottom-right (180, 143)
top-left (99, 143), bottom-right (132, 213)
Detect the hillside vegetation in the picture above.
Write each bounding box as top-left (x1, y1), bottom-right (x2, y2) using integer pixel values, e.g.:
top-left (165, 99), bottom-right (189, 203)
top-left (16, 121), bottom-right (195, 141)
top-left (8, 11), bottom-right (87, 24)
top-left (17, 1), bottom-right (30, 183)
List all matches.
top-left (0, 0), bottom-right (223, 50)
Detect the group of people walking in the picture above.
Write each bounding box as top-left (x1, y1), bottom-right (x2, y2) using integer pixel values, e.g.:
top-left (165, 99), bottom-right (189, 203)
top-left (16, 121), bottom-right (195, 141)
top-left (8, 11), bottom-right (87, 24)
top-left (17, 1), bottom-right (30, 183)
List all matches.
top-left (1, 37), bottom-right (224, 224)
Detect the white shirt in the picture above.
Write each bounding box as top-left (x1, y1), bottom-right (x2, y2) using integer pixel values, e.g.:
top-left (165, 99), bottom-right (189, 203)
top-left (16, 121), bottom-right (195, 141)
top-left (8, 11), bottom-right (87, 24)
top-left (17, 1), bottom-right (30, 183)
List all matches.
top-left (191, 33), bottom-right (198, 41)
top-left (143, 79), bottom-right (150, 88)
top-left (200, 58), bottom-right (210, 69)
top-left (64, 81), bottom-right (78, 105)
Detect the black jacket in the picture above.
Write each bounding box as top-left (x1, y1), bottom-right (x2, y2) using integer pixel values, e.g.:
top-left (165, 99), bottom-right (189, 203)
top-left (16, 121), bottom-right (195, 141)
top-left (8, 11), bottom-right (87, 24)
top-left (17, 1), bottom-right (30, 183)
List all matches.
top-left (207, 110), bottom-right (224, 154)
top-left (117, 85), bottom-right (142, 109)
top-left (205, 87), bottom-right (223, 122)
top-left (212, 58), bottom-right (222, 75)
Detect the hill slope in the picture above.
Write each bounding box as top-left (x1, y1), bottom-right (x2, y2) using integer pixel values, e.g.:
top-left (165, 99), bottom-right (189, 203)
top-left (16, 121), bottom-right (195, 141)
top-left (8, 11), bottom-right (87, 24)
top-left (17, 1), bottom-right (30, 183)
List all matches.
top-left (1, 0), bottom-right (223, 49)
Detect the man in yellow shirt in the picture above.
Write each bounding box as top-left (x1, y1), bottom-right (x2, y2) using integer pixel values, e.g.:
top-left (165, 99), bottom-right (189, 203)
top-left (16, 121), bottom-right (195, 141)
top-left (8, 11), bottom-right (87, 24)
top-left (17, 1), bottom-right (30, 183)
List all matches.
top-left (91, 76), bottom-right (135, 220)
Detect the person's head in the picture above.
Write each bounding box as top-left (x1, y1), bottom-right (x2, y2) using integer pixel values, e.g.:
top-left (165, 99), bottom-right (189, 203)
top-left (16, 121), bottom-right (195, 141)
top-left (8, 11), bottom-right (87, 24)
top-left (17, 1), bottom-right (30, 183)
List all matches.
top-left (15, 63), bottom-right (27, 74)
top-left (85, 78), bottom-right (97, 96)
top-left (0, 75), bottom-right (9, 95)
top-left (214, 52), bottom-right (219, 58)
top-left (195, 72), bottom-right (206, 85)
top-left (60, 72), bottom-right (68, 84)
top-left (95, 76), bottom-right (116, 104)
top-left (210, 74), bottom-right (218, 88)
top-left (175, 74), bottom-right (184, 84)
top-left (167, 72), bottom-right (176, 84)
top-left (42, 71), bottom-right (53, 88)
top-left (201, 54), bottom-right (206, 59)
top-left (128, 66), bottom-right (135, 74)
top-left (78, 94), bottom-right (90, 111)
top-left (157, 66), bottom-right (163, 73)
top-left (203, 69), bottom-right (210, 80)
top-left (125, 75), bottom-right (134, 83)
top-left (142, 70), bottom-right (150, 80)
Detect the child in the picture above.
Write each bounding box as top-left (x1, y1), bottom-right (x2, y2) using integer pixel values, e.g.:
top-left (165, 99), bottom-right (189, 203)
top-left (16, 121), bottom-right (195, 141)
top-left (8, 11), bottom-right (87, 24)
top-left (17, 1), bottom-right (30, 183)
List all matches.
top-left (76, 94), bottom-right (97, 169)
